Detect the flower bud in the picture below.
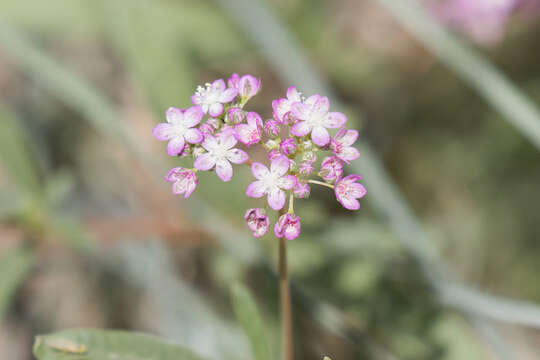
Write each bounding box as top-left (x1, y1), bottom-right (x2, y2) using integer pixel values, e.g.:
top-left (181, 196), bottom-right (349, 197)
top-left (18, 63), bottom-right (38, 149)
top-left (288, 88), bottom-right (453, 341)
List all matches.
top-left (319, 156), bottom-right (343, 182)
top-left (244, 208), bottom-right (269, 238)
top-left (274, 213), bottom-right (301, 240)
top-left (264, 119), bottom-right (281, 138)
top-left (165, 167), bottom-right (198, 198)
top-left (293, 182), bottom-right (310, 199)
top-left (226, 107), bottom-right (245, 124)
top-left (280, 138), bottom-right (297, 156)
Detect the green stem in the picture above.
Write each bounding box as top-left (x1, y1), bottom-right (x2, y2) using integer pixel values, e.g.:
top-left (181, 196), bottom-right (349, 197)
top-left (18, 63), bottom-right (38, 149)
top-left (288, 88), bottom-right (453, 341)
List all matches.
top-left (307, 179), bottom-right (334, 189)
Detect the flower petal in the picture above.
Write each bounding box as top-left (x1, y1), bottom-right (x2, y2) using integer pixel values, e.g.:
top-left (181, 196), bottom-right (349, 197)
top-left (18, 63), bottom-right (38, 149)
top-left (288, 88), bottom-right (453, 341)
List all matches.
top-left (247, 112), bottom-right (263, 128)
top-left (212, 79), bottom-right (226, 91)
top-left (219, 129), bottom-right (237, 149)
top-left (191, 94), bottom-right (202, 106)
top-left (183, 106), bottom-right (204, 127)
top-left (291, 120), bottom-right (312, 137)
top-left (152, 123), bottom-right (173, 141)
top-left (219, 88), bottom-right (238, 103)
top-left (208, 102), bottom-right (224, 117)
top-left (201, 134), bottom-right (218, 151)
top-left (304, 94), bottom-right (320, 107)
top-left (313, 96), bottom-right (330, 114)
top-left (227, 148), bottom-right (249, 164)
top-left (216, 159), bottom-right (233, 182)
top-left (184, 179), bottom-right (197, 198)
top-left (311, 126), bottom-right (330, 146)
top-left (267, 188), bottom-right (286, 210)
top-left (324, 112), bottom-right (347, 128)
top-left (246, 180), bottom-right (266, 198)
top-left (278, 175), bottom-right (297, 190)
top-left (338, 129), bottom-right (358, 146)
top-left (166, 136), bottom-right (185, 156)
top-left (184, 128), bottom-right (203, 144)
top-left (338, 196), bottom-right (360, 210)
top-left (286, 86), bottom-right (301, 102)
top-left (337, 146), bottom-right (360, 163)
top-left (164, 167), bottom-right (181, 182)
top-left (239, 75), bottom-right (260, 97)
top-left (291, 102), bottom-right (310, 121)
top-left (271, 155), bottom-right (290, 176)
top-left (194, 153), bottom-right (216, 171)
top-left (166, 107), bottom-right (184, 125)
top-left (251, 162), bottom-right (270, 180)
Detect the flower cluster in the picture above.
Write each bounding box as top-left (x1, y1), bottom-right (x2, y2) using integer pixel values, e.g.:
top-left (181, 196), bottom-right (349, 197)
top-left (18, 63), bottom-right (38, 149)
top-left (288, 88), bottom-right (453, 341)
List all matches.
top-left (153, 74), bottom-right (366, 240)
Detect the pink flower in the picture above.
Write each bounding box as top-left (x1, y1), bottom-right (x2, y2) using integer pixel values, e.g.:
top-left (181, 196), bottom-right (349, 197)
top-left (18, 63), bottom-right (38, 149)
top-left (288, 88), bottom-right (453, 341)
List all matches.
top-left (226, 107), bottom-right (245, 125)
top-left (228, 73), bottom-right (261, 101)
top-left (320, 156), bottom-right (343, 182)
top-left (272, 86), bottom-right (302, 124)
top-left (264, 119), bottom-right (281, 137)
top-left (268, 149), bottom-right (282, 161)
top-left (293, 182), bottom-right (310, 199)
top-left (235, 112), bottom-right (263, 146)
top-left (191, 79), bottom-right (238, 117)
top-left (280, 138), bottom-right (297, 156)
top-left (164, 167), bottom-right (198, 198)
top-left (290, 95), bottom-right (347, 147)
top-left (274, 213), bottom-right (301, 240)
top-left (194, 130), bottom-right (249, 182)
top-left (244, 208), bottom-right (269, 238)
top-left (153, 106), bottom-right (204, 156)
top-left (246, 156), bottom-right (297, 210)
top-left (330, 128), bottom-right (360, 163)
top-left (335, 175), bottom-right (367, 210)
top-left (298, 160), bottom-right (314, 176)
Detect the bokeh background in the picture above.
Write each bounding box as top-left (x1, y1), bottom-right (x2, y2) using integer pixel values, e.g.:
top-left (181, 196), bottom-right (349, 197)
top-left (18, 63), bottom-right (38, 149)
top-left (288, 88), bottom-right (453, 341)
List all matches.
top-left (1, 0), bottom-right (540, 359)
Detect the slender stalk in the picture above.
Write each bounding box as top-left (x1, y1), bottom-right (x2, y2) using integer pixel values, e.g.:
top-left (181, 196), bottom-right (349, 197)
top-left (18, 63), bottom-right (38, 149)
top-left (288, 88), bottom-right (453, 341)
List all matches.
top-left (307, 179), bottom-right (334, 189)
top-left (279, 227), bottom-right (294, 360)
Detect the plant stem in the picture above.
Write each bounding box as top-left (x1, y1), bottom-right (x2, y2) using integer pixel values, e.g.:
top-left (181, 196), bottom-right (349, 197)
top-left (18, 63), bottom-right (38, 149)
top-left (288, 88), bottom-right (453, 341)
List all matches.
top-left (279, 233), bottom-right (294, 360)
top-left (307, 179), bottom-right (334, 189)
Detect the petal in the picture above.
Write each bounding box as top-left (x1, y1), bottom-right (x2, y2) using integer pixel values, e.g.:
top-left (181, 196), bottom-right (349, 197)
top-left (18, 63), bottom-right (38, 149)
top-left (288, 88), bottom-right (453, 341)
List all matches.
top-left (314, 96), bottom-right (330, 114)
top-left (343, 174), bottom-right (363, 183)
top-left (164, 167), bottom-right (181, 182)
top-left (183, 106), bottom-right (204, 127)
top-left (324, 112), bottom-right (347, 128)
top-left (172, 180), bottom-right (186, 195)
top-left (286, 86), bottom-right (301, 102)
top-left (267, 188), bottom-right (286, 210)
top-left (227, 148), bottom-right (249, 164)
top-left (219, 88), bottom-right (238, 103)
top-left (201, 134), bottom-right (218, 151)
top-left (166, 136), bottom-right (185, 156)
top-left (337, 146), bottom-right (360, 163)
top-left (216, 159), bottom-right (233, 182)
top-left (212, 79), bottom-right (226, 91)
top-left (271, 156), bottom-right (290, 176)
top-left (291, 120), bottom-right (312, 137)
top-left (304, 94), bottom-right (320, 107)
top-left (234, 124), bottom-right (251, 144)
top-left (349, 183), bottom-right (367, 198)
top-left (152, 123), bottom-right (173, 141)
top-left (194, 153), bottom-right (216, 171)
top-left (191, 94), bottom-right (202, 106)
top-left (239, 75), bottom-right (260, 97)
top-left (251, 162), bottom-right (270, 180)
top-left (166, 107), bottom-right (183, 125)
top-left (208, 102), bottom-right (224, 117)
top-left (246, 180), bottom-right (266, 198)
top-left (184, 128), bottom-right (203, 144)
top-left (247, 112), bottom-right (263, 128)
top-left (311, 126), bottom-right (330, 147)
top-left (278, 175), bottom-right (297, 190)
top-left (338, 196), bottom-right (360, 210)
top-left (284, 222), bottom-right (300, 240)
top-left (184, 180), bottom-right (197, 198)
top-left (219, 129), bottom-right (237, 149)
top-left (290, 102), bottom-right (310, 120)
top-left (339, 129), bottom-right (358, 146)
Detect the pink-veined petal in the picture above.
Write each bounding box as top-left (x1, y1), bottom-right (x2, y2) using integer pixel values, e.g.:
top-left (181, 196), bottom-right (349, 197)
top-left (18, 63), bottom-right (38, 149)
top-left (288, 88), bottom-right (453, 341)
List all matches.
top-left (184, 180), bottom-right (197, 198)
top-left (324, 112), bottom-right (347, 128)
top-left (338, 196), bottom-right (361, 210)
top-left (166, 107), bottom-right (183, 125)
top-left (183, 106), bottom-right (204, 127)
top-left (246, 180), bottom-right (267, 198)
top-left (251, 162), bottom-right (270, 180)
top-left (291, 120), bottom-right (312, 137)
top-left (311, 126), bottom-right (330, 146)
top-left (201, 134), bottom-right (219, 151)
top-left (278, 175), bottom-right (297, 190)
top-left (227, 148), bottom-right (249, 164)
top-left (342, 174), bottom-right (363, 183)
top-left (338, 129), bottom-right (358, 146)
top-left (349, 183), bottom-right (367, 198)
top-left (313, 96), bottom-right (330, 114)
top-left (267, 188), bottom-right (286, 210)
top-left (166, 136), bottom-right (185, 156)
top-left (337, 146), bottom-right (360, 163)
top-left (194, 153), bottom-right (216, 171)
top-left (152, 123), bottom-right (173, 141)
top-left (216, 159), bottom-right (233, 182)
top-left (271, 156), bottom-right (290, 176)
top-left (208, 102), bottom-right (224, 117)
top-left (284, 221), bottom-right (301, 240)
top-left (184, 128), bottom-right (204, 144)
top-left (220, 88), bottom-right (238, 103)
top-left (304, 94), bottom-right (320, 107)
top-left (219, 129), bottom-right (237, 149)
top-left (247, 112), bottom-right (263, 128)
top-left (290, 102), bottom-right (310, 121)
top-left (286, 86), bottom-right (301, 102)
top-left (212, 79), bottom-right (226, 91)
top-left (239, 75), bottom-right (260, 97)
top-left (191, 94), bottom-right (202, 106)
top-left (234, 124), bottom-right (252, 145)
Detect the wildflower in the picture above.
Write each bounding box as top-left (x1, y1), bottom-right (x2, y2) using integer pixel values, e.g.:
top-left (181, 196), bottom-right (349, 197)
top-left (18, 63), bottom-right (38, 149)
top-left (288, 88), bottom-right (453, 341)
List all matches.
top-left (319, 156), bottom-right (343, 182)
top-left (244, 208), bottom-right (269, 238)
top-left (334, 175), bottom-right (367, 210)
top-left (272, 86), bottom-right (302, 124)
top-left (194, 129), bottom-right (249, 182)
top-left (246, 155), bottom-right (297, 210)
top-left (293, 182), bottom-right (310, 199)
top-left (228, 73), bottom-right (261, 101)
top-left (264, 119), bottom-right (281, 138)
top-left (280, 138), bottom-right (297, 156)
top-left (226, 107), bottom-right (245, 125)
top-left (164, 167), bottom-right (198, 198)
top-left (291, 95), bottom-right (346, 147)
top-left (274, 213), bottom-right (301, 240)
top-left (191, 79), bottom-right (238, 117)
top-left (235, 112), bottom-right (263, 146)
top-left (153, 106), bottom-right (204, 156)
top-left (330, 128), bottom-right (360, 163)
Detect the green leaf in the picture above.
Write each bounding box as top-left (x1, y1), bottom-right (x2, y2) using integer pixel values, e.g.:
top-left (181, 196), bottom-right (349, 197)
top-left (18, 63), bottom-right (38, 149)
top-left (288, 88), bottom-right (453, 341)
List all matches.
top-left (33, 329), bottom-right (205, 360)
top-left (230, 283), bottom-right (270, 360)
top-left (0, 245), bottom-right (33, 320)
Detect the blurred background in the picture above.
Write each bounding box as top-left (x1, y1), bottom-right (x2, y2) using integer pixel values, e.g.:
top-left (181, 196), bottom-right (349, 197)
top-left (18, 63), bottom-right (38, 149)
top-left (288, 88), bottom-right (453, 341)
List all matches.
top-left (1, 0), bottom-right (540, 359)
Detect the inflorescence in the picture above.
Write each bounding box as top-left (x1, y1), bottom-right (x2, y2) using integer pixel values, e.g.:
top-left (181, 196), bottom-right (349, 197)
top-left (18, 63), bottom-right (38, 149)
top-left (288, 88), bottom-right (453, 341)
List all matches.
top-left (153, 74), bottom-right (366, 240)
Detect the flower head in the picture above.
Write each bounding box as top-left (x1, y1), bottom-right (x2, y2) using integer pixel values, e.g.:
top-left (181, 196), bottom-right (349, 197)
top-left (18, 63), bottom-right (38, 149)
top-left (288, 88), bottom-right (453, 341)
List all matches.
top-left (246, 156), bottom-right (297, 210)
top-left (235, 112), bottom-right (263, 146)
top-left (244, 208), bottom-right (269, 238)
top-left (330, 128), bottom-right (360, 163)
top-left (152, 106), bottom-right (204, 156)
top-left (274, 213), bottom-right (301, 240)
top-left (164, 167), bottom-right (198, 198)
top-left (335, 175), bottom-right (367, 210)
top-left (320, 156), bottom-right (343, 182)
top-left (291, 95), bottom-right (347, 147)
top-left (191, 79), bottom-right (238, 117)
top-left (272, 86), bottom-right (302, 124)
top-left (194, 129), bottom-right (249, 182)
